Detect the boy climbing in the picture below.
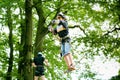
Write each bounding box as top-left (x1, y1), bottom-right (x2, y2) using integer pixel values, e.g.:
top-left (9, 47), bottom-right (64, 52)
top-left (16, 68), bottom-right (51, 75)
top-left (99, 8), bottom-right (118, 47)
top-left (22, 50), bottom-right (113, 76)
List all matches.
top-left (48, 12), bottom-right (75, 71)
top-left (32, 52), bottom-right (48, 80)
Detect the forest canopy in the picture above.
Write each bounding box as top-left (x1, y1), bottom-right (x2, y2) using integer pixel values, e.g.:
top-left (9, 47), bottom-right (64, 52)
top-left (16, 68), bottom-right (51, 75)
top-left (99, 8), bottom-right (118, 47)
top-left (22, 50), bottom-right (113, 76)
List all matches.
top-left (0, 0), bottom-right (120, 80)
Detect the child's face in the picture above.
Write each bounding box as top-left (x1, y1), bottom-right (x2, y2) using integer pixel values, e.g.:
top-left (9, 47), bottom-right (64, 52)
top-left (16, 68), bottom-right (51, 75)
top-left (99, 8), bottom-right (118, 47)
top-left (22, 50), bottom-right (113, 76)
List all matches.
top-left (57, 16), bottom-right (62, 20)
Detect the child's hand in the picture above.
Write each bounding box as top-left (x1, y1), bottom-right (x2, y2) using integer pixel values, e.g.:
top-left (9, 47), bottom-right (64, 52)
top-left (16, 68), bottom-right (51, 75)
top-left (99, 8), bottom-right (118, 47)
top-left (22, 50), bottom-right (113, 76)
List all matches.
top-left (44, 59), bottom-right (49, 67)
top-left (48, 25), bottom-right (54, 32)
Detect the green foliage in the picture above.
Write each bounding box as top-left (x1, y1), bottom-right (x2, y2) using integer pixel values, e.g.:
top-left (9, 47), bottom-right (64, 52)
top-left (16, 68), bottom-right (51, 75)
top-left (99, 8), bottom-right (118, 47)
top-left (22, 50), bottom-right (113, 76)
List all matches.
top-left (0, 0), bottom-right (120, 79)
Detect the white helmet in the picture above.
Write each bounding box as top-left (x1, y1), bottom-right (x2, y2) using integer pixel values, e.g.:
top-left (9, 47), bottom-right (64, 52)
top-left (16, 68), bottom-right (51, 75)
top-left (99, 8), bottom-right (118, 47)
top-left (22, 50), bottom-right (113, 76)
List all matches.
top-left (57, 12), bottom-right (66, 19)
top-left (37, 52), bottom-right (42, 56)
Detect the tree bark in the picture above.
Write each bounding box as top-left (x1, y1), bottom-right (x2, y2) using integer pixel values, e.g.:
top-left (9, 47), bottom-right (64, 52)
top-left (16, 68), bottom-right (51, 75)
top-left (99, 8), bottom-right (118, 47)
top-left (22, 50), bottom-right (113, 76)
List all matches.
top-left (33, 0), bottom-right (48, 55)
top-left (6, 6), bottom-right (13, 80)
top-left (23, 0), bottom-right (33, 80)
top-left (18, 0), bottom-right (33, 80)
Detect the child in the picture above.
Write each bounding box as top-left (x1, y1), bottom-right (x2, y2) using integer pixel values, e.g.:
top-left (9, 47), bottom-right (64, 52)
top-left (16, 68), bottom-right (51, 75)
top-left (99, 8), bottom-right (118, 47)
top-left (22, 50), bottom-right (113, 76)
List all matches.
top-left (32, 52), bottom-right (48, 80)
top-left (48, 12), bottom-right (75, 71)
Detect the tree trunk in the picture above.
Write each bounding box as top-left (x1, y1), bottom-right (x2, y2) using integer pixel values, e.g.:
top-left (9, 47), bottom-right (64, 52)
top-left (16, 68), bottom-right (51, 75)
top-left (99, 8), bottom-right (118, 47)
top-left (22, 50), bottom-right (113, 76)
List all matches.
top-left (33, 0), bottom-right (64, 55)
top-left (23, 0), bottom-right (33, 80)
top-left (33, 0), bottom-right (48, 55)
top-left (18, 0), bottom-right (33, 80)
top-left (6, 6), bottom-right (13, 80)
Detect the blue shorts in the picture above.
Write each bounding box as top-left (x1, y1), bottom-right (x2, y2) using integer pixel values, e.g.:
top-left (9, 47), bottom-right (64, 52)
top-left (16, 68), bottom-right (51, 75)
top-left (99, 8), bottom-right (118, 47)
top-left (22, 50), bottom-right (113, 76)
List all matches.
top-left (61, 41), bottom-right (71, 57)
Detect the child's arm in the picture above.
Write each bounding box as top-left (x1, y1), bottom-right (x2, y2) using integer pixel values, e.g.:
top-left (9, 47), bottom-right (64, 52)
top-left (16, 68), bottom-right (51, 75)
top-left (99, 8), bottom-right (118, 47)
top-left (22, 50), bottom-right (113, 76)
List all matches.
top-left (32, 62), bottom-right (37, 67)
top-left (44, 59), bottom-right (49, 66)
top-left (48, 25), bottom-right (57, 35)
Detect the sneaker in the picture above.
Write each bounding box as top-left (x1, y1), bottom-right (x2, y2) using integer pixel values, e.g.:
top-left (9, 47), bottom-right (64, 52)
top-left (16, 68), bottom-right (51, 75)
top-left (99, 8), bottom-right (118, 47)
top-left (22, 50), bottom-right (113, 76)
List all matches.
top-left (68, 64), bottom-right (75, 71)
top-left (64, 69), bottom-right (71, 74)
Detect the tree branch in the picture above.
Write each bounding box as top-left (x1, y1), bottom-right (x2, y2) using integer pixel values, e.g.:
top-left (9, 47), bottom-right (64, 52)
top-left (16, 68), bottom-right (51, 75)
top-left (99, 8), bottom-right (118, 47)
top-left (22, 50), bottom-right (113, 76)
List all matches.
top-left (104, 27), bottom-right (120, 35)
top-left (45, 2), bottom-right (67, 20)
top-left (69, 24), bottom-right (87, 35)
top-left (46, 0), bottom-right (65, 27)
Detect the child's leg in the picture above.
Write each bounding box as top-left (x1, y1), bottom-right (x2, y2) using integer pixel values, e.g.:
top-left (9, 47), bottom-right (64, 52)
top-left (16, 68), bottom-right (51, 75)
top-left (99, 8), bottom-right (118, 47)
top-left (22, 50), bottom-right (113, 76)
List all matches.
top-left (40, 75), bottom-right (46, 80)
top-left (64, 54), bottom-right (71, 68)
top-left (68, 53), bottom-right (73, 65)
top-left (67, 53), bottom-right (75, 70)
top-left (64, 53), bottom-right (75, 70)
top-left (61, 43), bottom-right (70, 67)
top-left (61, 41), bottom-right (75, 70)
top-left (34, 76), bottom-right (38, 80)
